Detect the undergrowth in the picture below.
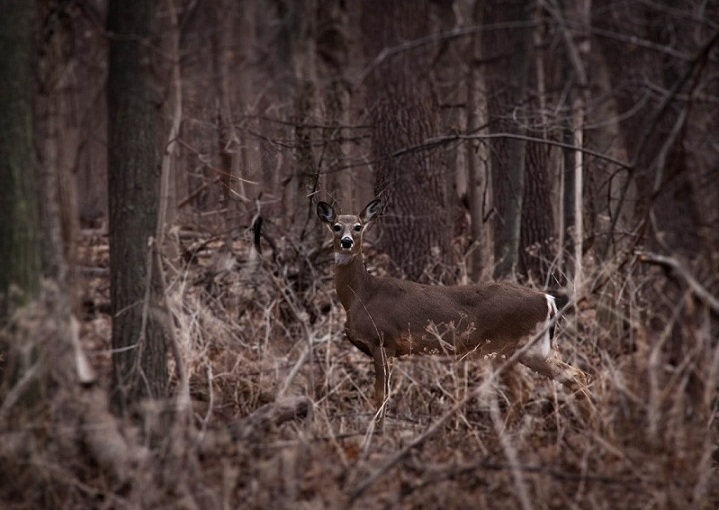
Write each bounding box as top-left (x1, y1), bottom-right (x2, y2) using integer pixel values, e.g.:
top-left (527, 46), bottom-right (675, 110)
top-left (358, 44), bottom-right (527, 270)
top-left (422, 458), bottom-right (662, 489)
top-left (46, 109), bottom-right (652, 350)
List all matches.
top-left (0, 228), bottom-right (717, 509)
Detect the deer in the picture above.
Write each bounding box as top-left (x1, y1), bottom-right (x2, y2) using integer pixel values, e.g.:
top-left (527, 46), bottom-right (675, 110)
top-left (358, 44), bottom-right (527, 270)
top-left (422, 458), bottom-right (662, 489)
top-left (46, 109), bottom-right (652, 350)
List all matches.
top-left (317, 199), bottom-right (590, 427)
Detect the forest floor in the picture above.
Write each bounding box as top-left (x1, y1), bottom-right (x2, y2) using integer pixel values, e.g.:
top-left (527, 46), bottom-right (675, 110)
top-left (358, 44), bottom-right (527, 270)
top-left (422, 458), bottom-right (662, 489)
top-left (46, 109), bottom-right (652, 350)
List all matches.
top-left (1, 225), bottom-right (717, 509)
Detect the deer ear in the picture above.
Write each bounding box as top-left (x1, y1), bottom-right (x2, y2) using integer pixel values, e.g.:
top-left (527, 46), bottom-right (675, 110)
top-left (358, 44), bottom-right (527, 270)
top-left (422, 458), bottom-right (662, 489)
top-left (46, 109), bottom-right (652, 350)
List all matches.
top-left (316, 201), bottom-right (336, 224)
top-left (360, 199), bottom-right (382, 223)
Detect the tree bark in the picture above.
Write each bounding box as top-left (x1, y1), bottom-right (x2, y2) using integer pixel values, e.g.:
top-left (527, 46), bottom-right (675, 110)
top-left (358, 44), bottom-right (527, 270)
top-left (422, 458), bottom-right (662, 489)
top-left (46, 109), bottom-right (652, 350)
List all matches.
top-left (35, 1), bottom-right (80, 292)
top-left (520, 142), bottom-right (555, 283)
top-left (0, 0), bottom-right (41, 322)
top-left (273, 0), bottom-right (319, 237)
top-left (518, 9), bottom-right (557, 285)
top-left (318, 0), bottom-right (353, 206)
top-left (566, 0), bottom-right (590, 293)
top-left (361, 0), bottom-right (450, 281)
top-left (107, 0), bottom-right (168, 414)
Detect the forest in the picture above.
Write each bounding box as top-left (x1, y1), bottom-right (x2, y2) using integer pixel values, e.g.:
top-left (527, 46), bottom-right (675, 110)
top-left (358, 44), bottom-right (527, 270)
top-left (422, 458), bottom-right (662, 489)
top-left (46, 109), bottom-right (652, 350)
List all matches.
top-left (1, 0), bottom-right (718, 508)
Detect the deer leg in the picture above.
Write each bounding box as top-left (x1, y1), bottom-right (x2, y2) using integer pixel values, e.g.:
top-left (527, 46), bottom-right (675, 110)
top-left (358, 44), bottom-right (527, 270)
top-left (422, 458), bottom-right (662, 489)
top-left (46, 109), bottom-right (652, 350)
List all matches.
top-left (372, 346), bottom-right (390, 429)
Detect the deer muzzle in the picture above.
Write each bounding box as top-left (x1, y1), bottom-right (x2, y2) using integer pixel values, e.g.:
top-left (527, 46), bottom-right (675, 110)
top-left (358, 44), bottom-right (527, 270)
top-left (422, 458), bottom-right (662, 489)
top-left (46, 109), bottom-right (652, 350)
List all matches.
top-left (340, 237), bottom-right (354, 250)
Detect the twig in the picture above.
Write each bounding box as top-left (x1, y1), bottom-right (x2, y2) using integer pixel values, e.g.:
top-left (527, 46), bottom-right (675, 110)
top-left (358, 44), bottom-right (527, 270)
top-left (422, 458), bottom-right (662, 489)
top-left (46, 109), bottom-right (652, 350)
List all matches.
top-left (277, 342), bottom-right (312, 398)
top-left (358, 20), bottom-right (541, 85)
top-left (490, 393), bottom-right (533, 510)
top-left (408, 458), bottom-right (640, 488)
top-left (0, 361), bottom-right (42, 420)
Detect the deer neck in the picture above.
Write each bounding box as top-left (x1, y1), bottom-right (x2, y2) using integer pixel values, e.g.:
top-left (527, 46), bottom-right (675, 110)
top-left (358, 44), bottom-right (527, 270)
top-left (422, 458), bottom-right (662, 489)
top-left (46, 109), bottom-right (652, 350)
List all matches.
top-left (333, 252), bottom-right (371, 311)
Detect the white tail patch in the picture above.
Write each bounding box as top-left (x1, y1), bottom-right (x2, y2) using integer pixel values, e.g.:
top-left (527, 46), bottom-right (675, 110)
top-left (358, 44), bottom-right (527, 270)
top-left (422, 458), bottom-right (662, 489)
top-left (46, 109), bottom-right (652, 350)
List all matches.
top-left (546, 294), bottom-right (559, 350)
top-left (524, 294), bottom-right (557, 360)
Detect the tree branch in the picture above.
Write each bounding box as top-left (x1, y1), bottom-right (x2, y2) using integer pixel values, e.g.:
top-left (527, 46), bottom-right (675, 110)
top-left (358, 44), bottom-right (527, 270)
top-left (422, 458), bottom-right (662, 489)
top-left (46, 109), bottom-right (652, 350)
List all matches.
top-left (423, 132), bottom-right (632, 170)
top-left (636, 251), bottom-right (719, 315)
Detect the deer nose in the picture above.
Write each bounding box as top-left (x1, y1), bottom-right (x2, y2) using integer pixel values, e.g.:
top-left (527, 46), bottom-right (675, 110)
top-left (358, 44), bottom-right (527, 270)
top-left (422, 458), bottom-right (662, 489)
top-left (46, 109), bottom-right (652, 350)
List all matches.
top-left (340, 237), bottom-right (354, 250)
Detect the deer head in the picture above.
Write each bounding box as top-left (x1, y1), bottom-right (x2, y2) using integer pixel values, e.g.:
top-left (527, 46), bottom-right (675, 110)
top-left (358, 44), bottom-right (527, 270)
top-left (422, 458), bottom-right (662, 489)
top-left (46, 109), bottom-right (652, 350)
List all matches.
top-left (317, 199), bottom-right (381, 262)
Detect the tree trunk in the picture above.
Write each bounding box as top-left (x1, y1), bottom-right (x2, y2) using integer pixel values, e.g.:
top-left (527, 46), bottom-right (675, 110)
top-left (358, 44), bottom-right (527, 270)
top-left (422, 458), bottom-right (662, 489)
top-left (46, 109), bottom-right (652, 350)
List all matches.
top-left (548, 0), bottom-right (591, 291)
top-left (318, 0), bottom-right (353, 206)
top-left (466, 0), bottom-right (494, 282)
top-left (210, 0), bottom-right (243, 241)
top-left (236, 0), bottom-right (261, 212)
top-left (35, 1), bottom-right (80, 294)
top-left (483, 0), bottom-right (532, 279)
top-left (274, 0), bottom-right (319, 237)
top-left (361, 0), bottom-right (450, 281)
top-left (0, 0), bottom-right (41, 322)
top-left (521, 142), bottom-right (555, 284)
top-left (567, 0), bottom-right (591, 293)
top-left (517, 9), bottom-right (557, 285)
top-left (107, 0), bottom-right (168, 414)
top-left (0, 0), bottom-right (92, 412)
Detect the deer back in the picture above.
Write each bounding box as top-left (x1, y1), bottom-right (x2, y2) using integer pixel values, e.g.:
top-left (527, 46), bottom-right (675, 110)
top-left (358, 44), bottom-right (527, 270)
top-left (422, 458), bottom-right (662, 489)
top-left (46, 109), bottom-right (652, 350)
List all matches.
top-left (342, 272), bottom-right (552, 359)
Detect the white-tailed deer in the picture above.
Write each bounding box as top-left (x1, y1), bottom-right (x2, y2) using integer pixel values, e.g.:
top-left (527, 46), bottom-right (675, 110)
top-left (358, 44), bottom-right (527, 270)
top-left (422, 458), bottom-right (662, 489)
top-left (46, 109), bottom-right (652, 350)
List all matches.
top-left (317, 199), bottom-right (588, 426)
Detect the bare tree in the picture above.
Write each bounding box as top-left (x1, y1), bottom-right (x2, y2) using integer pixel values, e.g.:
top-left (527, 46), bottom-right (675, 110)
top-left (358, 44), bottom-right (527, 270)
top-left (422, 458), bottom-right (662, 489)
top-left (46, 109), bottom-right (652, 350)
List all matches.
top-left (482, 0), bottom-right (532, 279)
top-left (210, 0), bottom-right (245, 241)
top-left (545, 0), bottom-right (591, 292)
top-left (519, 5), bottom-right (558, 284)
top-left (107, 0), bottom-right (168, 414)
top-left (465, 0), bottom-right (494, 282)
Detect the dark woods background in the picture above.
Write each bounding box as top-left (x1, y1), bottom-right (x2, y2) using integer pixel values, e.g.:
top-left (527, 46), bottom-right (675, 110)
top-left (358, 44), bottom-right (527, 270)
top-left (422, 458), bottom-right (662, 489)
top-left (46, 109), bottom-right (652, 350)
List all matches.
top-left (1, 0), bottom-right (718, 508)
top-left (5, 1), bottom-right (718, 281)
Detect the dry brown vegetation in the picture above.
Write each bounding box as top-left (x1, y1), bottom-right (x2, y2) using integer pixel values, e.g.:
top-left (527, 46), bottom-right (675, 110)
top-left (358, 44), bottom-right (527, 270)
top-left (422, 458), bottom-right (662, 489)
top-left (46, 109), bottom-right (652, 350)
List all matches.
top-left (1, 227), bottom-right (717, 509)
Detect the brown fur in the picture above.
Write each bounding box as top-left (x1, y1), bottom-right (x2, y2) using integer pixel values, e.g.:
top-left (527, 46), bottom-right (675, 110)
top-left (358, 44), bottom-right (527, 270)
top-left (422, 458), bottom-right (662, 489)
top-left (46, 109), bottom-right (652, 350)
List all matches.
top-left (336, 254), bottom-right (549, 358)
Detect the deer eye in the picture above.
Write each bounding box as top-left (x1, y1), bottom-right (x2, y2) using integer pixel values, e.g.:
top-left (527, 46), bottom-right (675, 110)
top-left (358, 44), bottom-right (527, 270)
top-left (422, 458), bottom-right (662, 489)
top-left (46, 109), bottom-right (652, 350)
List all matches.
top-left (353, 225), bottom-right (362, 233)
top-left (333, 224), bottom-right (342, 233)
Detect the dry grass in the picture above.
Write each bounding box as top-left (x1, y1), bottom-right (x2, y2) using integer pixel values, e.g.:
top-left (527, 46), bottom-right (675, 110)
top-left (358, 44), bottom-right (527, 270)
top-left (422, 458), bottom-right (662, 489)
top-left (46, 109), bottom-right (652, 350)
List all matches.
top-left (1, 229), bottom-right (717, 509)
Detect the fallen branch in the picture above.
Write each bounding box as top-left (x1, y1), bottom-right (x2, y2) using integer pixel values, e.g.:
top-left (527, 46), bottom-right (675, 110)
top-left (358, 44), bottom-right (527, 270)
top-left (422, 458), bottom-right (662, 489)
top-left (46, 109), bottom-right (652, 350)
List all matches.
top-left (230, 397), bottom-right (313, 442)
top-left (636, 250), bottom-right (719, 315)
